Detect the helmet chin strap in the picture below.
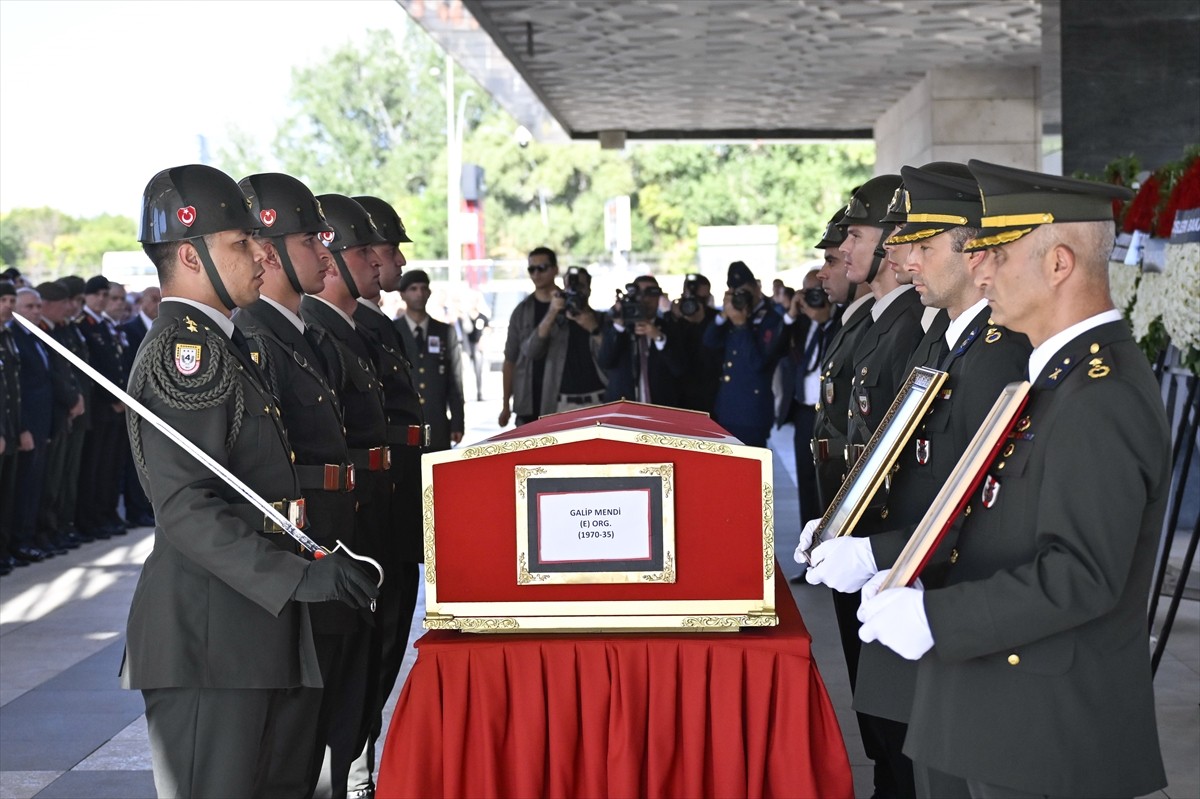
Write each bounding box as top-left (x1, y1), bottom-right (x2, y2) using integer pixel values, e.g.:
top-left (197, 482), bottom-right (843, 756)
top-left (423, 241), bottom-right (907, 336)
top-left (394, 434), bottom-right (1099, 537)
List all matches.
top-left (272, 239), bottom-right (305, 295)
top-left (191, 236), bottom-right (237, 312)
top-left (331, 250), bottom-right (361, 300)
top-left (865, 228), bottom-right (888, 284)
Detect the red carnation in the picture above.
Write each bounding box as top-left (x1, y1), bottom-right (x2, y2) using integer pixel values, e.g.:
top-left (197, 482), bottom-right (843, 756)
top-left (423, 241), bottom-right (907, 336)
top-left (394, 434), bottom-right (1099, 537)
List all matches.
top-left (1159, 157), bottom-right (1200, 238)
top-left (1123, 173), bottom-right (1162, 234)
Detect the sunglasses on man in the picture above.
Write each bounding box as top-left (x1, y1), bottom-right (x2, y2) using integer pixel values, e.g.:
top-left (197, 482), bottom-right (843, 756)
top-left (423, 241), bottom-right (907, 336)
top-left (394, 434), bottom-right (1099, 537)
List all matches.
top-left (528, 264), bottom-right (553, 274)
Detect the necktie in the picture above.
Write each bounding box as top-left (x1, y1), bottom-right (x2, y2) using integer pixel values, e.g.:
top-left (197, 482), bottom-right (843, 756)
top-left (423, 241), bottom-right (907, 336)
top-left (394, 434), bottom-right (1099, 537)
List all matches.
top-left (414, 325), bottom-right (426, 352)
top-left (230, 328), bottom-right (255, 366)
top-left (303, 326), bottom-right (329, 374)
top-left (638, 337), bottom-right (652, 403)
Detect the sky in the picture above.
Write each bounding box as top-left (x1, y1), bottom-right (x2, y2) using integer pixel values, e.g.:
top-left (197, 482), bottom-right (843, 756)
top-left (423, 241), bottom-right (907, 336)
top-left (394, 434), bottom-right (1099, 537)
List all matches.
top-left (0, 0), bottom-right (407, 219)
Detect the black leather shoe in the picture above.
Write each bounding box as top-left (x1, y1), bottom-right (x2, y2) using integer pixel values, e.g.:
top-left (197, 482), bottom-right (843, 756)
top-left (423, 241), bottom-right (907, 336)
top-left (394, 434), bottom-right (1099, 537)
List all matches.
top-left (57, 532), bottom-right (83, 550)
top-left (0, 556), bottom-right (15, 575)
top-left (83, 527), bottom-right (111, 540)
top-left (36, 535), bottom-right (69, 556)
top-left (11, 546), bottom-right (46, 563)
top-left (107, 524), bottom-right (129, 537)
top-left (131, 514), bottom-right (156, 528)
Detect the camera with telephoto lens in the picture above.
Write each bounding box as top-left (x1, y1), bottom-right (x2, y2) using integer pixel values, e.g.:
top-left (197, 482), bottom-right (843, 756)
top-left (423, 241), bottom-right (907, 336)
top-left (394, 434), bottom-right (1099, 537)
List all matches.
top-left (618, 283), bottom-right (644, 325)
top-left (561, 267), bottom-right (589, 315)
top-left (730, 287), bottom-right (754, 312)
top-left (803, 287), bottom-right (829, 309)
top-left (679, 273), bottom-right (703, 317)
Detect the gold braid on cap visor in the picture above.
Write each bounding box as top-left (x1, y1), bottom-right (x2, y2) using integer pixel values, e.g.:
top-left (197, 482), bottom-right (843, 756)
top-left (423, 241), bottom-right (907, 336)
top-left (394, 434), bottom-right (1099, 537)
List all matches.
top-left (964, 227), bottom-right (1035, 250)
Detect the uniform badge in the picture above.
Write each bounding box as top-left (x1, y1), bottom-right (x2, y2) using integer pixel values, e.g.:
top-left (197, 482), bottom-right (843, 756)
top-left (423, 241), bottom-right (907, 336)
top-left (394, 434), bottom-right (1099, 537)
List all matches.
top-left (259, 209), bottom-right (277, 227)
top-left (427, 335), bottom-right (441, 355)
top-left (1087, 357), bottom-right (1110, 378)
top-left (984, 327), bottom-right (1002, 343)
top-left (250, 351), bottom-right (261, 365)
top-left (981, 474), bottom-right (1001, 508)
top-left (174, 343), bottom-right (202, 375)
top-left (184, 316), bottom-right (199, 333)
top-left (857, 391), bottom-right (870, 416)
top-left (915, 438), bottom-right (930, 465)
top-left (177, 206), bottom-right (197, 227)
top-left (318, 231), bottom-right (335, 247)
top-left (824, 381), bottom-right (835, 404)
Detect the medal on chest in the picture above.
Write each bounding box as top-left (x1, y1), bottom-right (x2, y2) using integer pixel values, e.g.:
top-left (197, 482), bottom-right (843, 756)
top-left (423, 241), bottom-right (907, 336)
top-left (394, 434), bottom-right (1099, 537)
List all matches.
top-left (981, 474), bottom-right (1001, 508)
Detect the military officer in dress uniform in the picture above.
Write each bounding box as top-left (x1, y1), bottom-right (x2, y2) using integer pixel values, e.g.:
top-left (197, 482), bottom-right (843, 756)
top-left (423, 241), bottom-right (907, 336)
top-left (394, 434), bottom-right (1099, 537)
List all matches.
top-left (804, 162), bottom-right (1032, 798)
top-left (77, 275), bottom-right (127, 540)
top-left (346, 194), bottom-right (428, 798)
top-left (236, 172), bottom-right (369, 798)
top-left (124, 163), bottom-right (377, 798)
top-left (0, 281), bottom-right (24, 572)
top-left (50, 276), bottom-right (93, 545)
top-left (701, 261), bottom-right (784, 447)
top-left (858, 162), bottom-right (1168, 799)
top-left (394, 269), bottom-right (464, 451)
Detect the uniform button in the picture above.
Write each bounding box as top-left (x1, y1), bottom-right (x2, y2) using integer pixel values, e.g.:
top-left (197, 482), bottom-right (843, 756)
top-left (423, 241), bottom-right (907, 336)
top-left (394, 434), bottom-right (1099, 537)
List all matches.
top-left (861, 367), bottom-right (868, 376)
top-left (725, 361), bottom-right (733, 368)
top-left (419, 397), bottom-right (426, 404)
top-left (880, 507), bottom-right (889, 519)
top-left (723, 375), bottom-right (731, 382)
top-left (290, 451), bottom-right (296, 463)
top-left (753, 389), bottom-right (759, 394)
top-left (263, 405), bottom-right (270, 413)
top-left (419, 383), bottom-right (426, 389)
top-left (847, 410), bottom-right (853, 418)
top-left (964, 505), bottom-right (972, 516)
top-left (997, 461), bottom-right (1006, 470)
top-left (1003, 442), bottom-right (1015, 457)
top-left (950, 548), bottom-right (959, 563)
top-left (317, 395), bottom-right (323, 402)
top-left (419, 367), bottom-right (425, 374)
top-left (1007, 654), bottom-right (1020, 666)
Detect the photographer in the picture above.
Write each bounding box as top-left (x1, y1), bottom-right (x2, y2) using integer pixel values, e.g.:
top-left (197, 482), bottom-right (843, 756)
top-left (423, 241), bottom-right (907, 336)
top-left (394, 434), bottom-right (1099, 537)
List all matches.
top-left (598, 275), bottom-right (685, 406)
top-left (500, 252), bottom-right (606, 426)
top-left (701, 261), bottom-right (784, 447)
top-left (775, 269), bottom-right (839, 525)
top-left (671, 273), bottom-right (721, 414)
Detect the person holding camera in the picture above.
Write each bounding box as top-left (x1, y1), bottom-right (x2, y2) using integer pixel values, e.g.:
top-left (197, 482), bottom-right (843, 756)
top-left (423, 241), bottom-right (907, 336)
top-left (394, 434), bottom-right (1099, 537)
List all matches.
top-left (500, 250), bottom-right (605, 426)
top-left (776, 269), bottom-right (840, 525)
top-left (598, 275), bottom-right (686, 406)
top-left (671, 273), bottom-right (721, 414)
top-left (701, 261), bottom-right (783, 447)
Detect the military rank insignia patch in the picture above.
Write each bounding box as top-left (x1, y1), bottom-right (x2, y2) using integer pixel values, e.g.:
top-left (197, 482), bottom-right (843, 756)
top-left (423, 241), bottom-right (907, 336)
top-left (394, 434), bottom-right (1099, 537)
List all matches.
top-left (857, 391), bottom-right (870, 415)
top-left (824, 381), bottom-right (835, 404)
top-left (174, 343), bottom-right (202, 375)
top-left (981, 474), bottom-right (1001, 508)
top-left (250, 351), bottom-right (261, 365)
top-left (1087, 357), bottom-right (1110, 378)
top-left (984, 327), bottom-right (1002, 343)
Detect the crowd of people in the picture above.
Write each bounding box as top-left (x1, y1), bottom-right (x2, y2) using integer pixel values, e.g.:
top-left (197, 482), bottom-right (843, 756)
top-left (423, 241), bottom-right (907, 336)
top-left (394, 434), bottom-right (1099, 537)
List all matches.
top-left (1, 153), bottom-right (1171, 799)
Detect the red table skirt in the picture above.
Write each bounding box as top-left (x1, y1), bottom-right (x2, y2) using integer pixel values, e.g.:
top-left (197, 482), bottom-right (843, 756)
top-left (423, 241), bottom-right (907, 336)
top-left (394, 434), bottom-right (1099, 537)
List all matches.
top-left (377, 580), bottom-right (852, 799)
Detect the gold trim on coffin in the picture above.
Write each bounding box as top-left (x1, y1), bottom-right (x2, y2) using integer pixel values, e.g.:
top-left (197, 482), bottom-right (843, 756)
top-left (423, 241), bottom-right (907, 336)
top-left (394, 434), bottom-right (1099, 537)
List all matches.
top-left (461, 435), bottom-right (559, 459)
top-left (634, 433), bottom-right (733, 455)
top-left (762, 482), bottom-right (775, 581)
top-left (423, 612), bottom-right (778, 632)
top-left (638, 464), bottom-right (674, 497)
top-left (424, 615), bottom-right (521, 631)
top-left (422, 484), bottom-right (436, 583)
top-left (518, 552), bottom-right (551, 584)
top-left (515, 466), bottom-right (548, 498)
top-left (641, 551), bottom-right (675, 582)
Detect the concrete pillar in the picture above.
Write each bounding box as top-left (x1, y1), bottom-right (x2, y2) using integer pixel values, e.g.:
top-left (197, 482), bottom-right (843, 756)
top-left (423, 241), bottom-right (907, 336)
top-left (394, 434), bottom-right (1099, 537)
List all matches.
top-left (873, 67), bottom-right (1040, 175)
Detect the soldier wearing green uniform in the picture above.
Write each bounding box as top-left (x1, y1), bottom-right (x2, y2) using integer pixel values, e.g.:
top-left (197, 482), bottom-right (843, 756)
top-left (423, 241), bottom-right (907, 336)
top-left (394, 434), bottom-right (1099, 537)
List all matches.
top-left (858, 161), bottom-right (1167, 798)
top-left (123, 164), bottom-right (377, 798)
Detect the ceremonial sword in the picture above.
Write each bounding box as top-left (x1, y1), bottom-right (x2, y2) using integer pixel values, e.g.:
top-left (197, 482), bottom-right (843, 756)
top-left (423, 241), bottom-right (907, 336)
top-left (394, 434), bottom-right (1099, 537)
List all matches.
top-left (12, 312), bottom-right (385, 602)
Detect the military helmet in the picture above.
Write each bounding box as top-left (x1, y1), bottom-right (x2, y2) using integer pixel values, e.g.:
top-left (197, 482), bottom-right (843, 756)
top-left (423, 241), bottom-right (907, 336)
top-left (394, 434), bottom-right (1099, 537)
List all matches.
top-left (353, 196), bottom-right (413, 244)
top-left (139, 164), bottom-right (258, 244)
top-left (839, 174), bottom-right (904, 228)
top-left (239, 173), bottom-right (333, 238)
top-left (315, 194), bottom-right (386, 252)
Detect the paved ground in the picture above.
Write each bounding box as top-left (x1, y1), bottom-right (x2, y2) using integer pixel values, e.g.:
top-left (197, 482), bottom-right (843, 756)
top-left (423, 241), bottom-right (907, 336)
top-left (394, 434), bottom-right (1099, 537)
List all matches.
top-left (2, 381), bottom-right (1197, 798)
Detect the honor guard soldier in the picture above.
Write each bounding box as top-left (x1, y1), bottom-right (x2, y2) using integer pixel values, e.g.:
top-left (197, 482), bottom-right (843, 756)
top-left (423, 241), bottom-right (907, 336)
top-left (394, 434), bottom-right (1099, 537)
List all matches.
top-left (804, 162), bottom-right (1033, 798)
top-left (76, 274), bottom-right (127, 540)
top-left (124, 164), bottom-right (377, 798)
top-left (236, 172), bottom-right (369, 797)
top-left (858, 162), bottom-right (1169, 799)
top-left (346, 194), bottom-right (428, 797)
top-left (394, 269), bottom-right (465, 451)
top-left (0, 281), bottom-right (23, 571)
top-left (49, 275), bottom-right (93, 545)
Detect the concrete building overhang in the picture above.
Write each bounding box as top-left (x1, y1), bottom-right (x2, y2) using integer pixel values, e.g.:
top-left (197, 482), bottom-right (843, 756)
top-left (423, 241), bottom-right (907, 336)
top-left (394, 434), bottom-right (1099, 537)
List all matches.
top-left (399, 0), bottom-right (1042, 143)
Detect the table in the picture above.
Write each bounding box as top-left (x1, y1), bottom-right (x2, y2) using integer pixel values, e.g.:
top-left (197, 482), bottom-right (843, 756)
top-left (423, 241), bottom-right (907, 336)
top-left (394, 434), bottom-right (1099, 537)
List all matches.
top-left (376, 579), bottom-right (853, 798)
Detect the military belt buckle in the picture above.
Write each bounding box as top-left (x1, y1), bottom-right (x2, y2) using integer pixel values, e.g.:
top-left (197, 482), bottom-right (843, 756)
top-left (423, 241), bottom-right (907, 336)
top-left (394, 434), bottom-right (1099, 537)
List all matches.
top-left (844, 444), bottom-right (865, 468)
top-left (811, 438), bottom-right (831, 463)
top-left (405, 424), bottom-right (430, 448)
top-left (367, 446), bottom-right (391, 471)
top-left (264, 498), bottom-right (306, 533)
top-left (322, 463), bottom-right (354, 492)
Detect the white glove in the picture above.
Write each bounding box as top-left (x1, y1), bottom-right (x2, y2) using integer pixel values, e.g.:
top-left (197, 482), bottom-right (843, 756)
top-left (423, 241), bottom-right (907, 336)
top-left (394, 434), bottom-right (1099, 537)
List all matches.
top-left (857, 585), bottom-right (934, 660)
top-left (805, 536), bottom-right (878, 592)
top-left (860, 569), bottom-right (923, 603)
top-left (794, 518), bottom-right (823, 565)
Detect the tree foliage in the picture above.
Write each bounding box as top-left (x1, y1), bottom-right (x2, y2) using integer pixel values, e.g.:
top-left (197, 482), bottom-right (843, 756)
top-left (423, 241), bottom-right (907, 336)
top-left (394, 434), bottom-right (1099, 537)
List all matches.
top-left (0, 208), bottom-right (137, 281)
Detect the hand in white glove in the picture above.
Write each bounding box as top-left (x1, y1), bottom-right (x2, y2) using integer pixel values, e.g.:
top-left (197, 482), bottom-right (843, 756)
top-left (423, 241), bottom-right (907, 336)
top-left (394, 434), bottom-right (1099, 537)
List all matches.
top-left (794, 518), bottom-right (824, 565)
top-left (805, 536), bottom-right (878, 592)
top-left (860, 569), bottom-right (923, 603)
top-left (857, 585), bottom-right (933, 660)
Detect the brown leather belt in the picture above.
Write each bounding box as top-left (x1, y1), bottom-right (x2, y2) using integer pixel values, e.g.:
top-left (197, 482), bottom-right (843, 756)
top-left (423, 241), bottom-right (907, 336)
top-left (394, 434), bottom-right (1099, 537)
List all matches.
top-left (387, 424), bottom-right (430, 448)
top-left (230, 499), bottom-right (307, 534)
top-left (350, 445), bottom-right (392, 472)
top-left (294, 462), bottom-right (355, 492)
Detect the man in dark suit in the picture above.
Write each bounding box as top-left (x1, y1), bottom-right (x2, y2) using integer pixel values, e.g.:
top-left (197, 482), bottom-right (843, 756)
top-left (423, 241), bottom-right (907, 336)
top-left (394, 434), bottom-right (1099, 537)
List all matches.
top-left (118, 285), bottom-right (160, 528)
top-left (776, 269), bottom-right (839, 526)
top-left (124, 164), bottom-right (376, 798)
top-left (1, 281), bottom-right (30, 569)
top-left (702, 261), bottom-right (784, 447)
top-left (858, 162), bottom-right (1168, 798)
top-left (395, 269), bottom-right (465, 451)
top-left (598, 274), bottom-right (686, 408)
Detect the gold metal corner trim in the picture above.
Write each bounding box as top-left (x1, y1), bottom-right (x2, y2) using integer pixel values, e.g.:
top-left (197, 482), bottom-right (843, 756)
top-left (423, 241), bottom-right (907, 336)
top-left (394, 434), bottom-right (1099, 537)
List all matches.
top-left (638, 463), bottom-right (674, 497)
top-left (422, 484), bottom-right (436, 583)
top-left (634, 433), bottom-right (732, 455)
top-left (762, 482), bottom-right (775, 580)
top-left (517, 552), bottom-right (551, 584)
top-left (741, 613), bottom-right (779, 627)
top-left (461, 435), bottom-right (559, 459)
top-left (515, 466), bottom-right (548, 498)
top-left (642, 551), bottom-right (676, 582)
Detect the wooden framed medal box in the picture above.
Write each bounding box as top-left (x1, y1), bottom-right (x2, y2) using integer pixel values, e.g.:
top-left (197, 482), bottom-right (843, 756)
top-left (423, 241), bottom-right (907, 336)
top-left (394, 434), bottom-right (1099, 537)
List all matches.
top-left (420, 401), bottom-right (777, 632)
